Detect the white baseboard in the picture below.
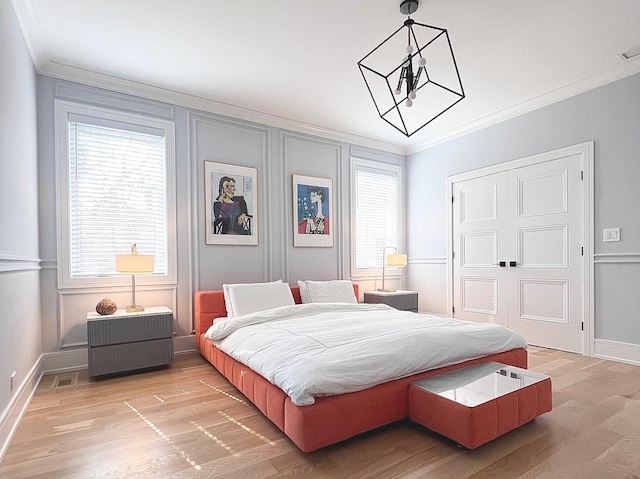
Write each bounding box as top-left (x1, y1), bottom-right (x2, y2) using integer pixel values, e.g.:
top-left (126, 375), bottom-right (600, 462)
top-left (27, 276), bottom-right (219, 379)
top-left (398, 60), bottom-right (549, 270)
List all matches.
top-left (594, 339), bottom-right (640, 366)
top-left (0, 356), bottom-right (43, 462)
top-left (41, 348), bottom-right (88, 373)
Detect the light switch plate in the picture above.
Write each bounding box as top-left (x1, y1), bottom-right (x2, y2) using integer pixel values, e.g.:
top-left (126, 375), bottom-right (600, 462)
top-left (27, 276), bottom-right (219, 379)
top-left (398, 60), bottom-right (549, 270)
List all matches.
top-left (603, 227), bottom-right (621, 242)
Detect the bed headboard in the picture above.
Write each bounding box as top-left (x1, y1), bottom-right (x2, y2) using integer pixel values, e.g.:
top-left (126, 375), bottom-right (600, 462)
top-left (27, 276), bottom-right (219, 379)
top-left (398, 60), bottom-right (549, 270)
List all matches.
top-left (194, 283), bottom-right (359, 334)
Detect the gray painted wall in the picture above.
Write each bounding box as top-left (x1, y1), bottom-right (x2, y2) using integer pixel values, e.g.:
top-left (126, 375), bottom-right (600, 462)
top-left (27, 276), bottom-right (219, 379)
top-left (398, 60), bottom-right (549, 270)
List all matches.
top-left (192, 119), bottom-right (352, 288)
top-left (34, 77), bottom-right (403, 363)
top-left (407, 72), bottom-right (640, 348)
top-left (0, 0), bottom-right (42, 444)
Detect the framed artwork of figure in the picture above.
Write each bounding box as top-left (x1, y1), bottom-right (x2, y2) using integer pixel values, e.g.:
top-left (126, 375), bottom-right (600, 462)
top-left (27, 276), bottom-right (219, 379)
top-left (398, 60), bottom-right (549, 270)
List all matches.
top-left (292, 174), bottom-right (333, 247)
top-left (205, 161), bottom-right (258, 245)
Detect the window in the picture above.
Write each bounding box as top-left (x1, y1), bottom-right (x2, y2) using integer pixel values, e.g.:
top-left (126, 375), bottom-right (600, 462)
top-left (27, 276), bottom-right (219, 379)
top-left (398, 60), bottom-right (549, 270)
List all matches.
top-left (351, 158), bottom-right (403, 276)
top-left (55, 101), bottom-right (176, 287)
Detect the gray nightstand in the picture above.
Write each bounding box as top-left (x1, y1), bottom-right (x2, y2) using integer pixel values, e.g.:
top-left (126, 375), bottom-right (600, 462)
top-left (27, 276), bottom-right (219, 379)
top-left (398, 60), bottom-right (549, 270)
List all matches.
top-left (87, 306), bottom-right (174, 376)
top-left (363, 290), bottom-right (418, 312)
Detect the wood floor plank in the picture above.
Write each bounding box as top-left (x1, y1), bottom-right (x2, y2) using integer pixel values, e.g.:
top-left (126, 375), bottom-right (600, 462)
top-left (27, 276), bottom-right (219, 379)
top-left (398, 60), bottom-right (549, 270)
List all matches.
top-left (2, 349), bottom-right (640, 478)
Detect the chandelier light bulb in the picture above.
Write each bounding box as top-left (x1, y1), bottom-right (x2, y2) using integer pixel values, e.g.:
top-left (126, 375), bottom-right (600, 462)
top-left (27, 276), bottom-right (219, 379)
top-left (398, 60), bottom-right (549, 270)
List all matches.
top-left (406, 45), bottom-right (414, 54)
top-left (418, 57), bottom-right (426, 67)
top-left (405, 98), bottom-right (413, 107)
top-left (394, 88), bottom-right (401, 95)
top-left (409, 90), bottom-right (416, 100)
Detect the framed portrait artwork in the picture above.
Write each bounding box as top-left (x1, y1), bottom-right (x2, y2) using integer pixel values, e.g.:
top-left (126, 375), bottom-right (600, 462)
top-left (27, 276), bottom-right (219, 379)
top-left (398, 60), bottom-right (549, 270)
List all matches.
top-left (204, 161), bottom-right (258, 245)
top-left (292, 174), bottom-right (333, 247)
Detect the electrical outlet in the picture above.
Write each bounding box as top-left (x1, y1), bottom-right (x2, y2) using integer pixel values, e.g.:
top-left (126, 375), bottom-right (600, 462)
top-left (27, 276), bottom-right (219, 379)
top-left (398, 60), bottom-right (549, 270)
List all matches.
top-left (11, 371), bottom-right (16, 391)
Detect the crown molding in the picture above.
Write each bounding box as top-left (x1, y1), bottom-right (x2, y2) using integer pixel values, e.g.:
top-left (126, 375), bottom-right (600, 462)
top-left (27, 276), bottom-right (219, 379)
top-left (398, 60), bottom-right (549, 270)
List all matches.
top-left (39, 60), bottom-right (408, 156)
top-left (406, 59), bottom-right (640, 155)
top-left (41, 55), bottom-right (640, 158)
top-left (11, 0), bottom-right (49, 71)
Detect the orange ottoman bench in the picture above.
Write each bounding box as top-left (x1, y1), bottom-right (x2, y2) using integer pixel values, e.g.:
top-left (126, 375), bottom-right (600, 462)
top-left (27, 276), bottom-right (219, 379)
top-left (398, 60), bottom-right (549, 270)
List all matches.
top-left (409, 362), bottom-right (552, 449)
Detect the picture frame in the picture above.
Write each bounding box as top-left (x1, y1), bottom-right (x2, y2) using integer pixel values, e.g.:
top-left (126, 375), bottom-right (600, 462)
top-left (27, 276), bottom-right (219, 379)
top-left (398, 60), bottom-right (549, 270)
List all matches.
top-left (205, 161), bottom-right (258, 245)
top-left (292, 174), bottom-right (333, 247)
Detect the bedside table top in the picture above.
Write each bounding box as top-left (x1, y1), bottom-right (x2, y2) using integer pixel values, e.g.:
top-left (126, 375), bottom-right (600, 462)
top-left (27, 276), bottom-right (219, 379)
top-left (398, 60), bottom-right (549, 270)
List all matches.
top-left (363, 290), bottom-right (418, 312)
top-left (365, 290), bottom-right (417, 296)
top-left (87, 305), bottom-right (172, 320)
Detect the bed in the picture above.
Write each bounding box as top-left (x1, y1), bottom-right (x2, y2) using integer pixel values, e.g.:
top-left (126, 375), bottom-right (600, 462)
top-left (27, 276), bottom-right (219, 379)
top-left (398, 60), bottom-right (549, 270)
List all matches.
top-left (194, 281), bottom-right (528, 452)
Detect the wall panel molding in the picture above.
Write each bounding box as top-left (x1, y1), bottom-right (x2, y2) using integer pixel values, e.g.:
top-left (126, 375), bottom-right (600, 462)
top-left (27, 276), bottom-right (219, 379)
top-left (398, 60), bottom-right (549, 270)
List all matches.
top-left (282, 133), bottom-right (343, 282)
top-left (594, 253), bottom-right (640, 263)
top-left (410, 256), bottom-right (447, 265)
top-left (0, 254), bottom-right (41, 273)
top-left (190, 112), bottom-right (272, 292)
top-left (39, 259), bottom-right (57, 270)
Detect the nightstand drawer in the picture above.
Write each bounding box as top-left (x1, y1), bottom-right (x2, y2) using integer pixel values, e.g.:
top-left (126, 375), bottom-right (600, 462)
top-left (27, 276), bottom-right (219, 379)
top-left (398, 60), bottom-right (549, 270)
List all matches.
top-left (88, 313), bottom-right (173, 346)
top-left (89, 338), bottom-right (173, 376)
top-left (364, 291), bottom-right (418, 312)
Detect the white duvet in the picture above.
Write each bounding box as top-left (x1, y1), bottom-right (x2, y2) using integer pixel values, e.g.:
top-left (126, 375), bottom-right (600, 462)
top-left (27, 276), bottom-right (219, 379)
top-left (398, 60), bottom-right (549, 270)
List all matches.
top-left (204, 303), bottom-right (527, 406)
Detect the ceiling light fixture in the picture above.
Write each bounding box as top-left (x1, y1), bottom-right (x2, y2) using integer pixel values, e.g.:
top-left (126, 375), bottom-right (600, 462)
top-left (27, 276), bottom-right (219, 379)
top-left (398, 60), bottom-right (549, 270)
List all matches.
top-left (358, 0), bottom-right (465, 137)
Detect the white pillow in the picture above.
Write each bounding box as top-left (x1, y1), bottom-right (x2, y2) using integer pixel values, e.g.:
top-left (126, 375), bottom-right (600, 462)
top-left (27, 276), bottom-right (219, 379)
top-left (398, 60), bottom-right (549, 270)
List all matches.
top-left (301, 280), bottom-right (357, 304)
top-left (297, 280), bottom-right (311, 304)
top-left (223, 280), bottom-right (294, 317)
top-left (223, 279), bottom-right (282, 317)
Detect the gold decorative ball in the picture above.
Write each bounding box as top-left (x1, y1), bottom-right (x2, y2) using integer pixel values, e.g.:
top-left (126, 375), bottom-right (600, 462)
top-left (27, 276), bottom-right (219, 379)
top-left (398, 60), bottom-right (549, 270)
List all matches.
top-left (96, 298), bottom-right (117, 315)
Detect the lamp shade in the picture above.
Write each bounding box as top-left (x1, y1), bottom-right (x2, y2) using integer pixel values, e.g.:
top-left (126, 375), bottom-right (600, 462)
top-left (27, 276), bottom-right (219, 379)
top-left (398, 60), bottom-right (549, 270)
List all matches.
top-left (115, 254), bottom-right (154, 274)
top-left (386, 253), bottom-right (408, 267)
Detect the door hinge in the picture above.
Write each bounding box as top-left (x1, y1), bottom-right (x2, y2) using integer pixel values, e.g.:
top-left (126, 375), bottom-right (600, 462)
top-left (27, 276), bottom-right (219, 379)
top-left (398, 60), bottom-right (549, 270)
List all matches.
top-left (581, 322), bottom-right (584, 331)
top-left (581, 170), bottom-right (584, 180)
top-left (452, 251), bottom-right (455, 258)
top-left (581, 246), bottom-right (584, 256)
top-left (452, 195), bottom-right (454, 203)
top-left (452, 306), bottom-right (455, 314)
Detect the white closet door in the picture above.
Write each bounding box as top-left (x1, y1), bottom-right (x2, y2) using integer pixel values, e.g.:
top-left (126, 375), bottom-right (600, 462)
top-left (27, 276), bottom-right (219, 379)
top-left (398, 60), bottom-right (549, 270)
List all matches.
top-left (452, 153), bottom-right (584, 353)
top-left (452, 172), bottom-right (509, 327)
top-left (506, 153), bottom-right (584, 352)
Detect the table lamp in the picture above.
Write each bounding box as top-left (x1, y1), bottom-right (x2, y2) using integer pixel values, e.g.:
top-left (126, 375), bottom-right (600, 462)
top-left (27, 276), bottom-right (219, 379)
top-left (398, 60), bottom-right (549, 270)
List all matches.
top-left (379, 246), bottom-right (407, 292)
top-left (115, 244), bottom-right (154, 312)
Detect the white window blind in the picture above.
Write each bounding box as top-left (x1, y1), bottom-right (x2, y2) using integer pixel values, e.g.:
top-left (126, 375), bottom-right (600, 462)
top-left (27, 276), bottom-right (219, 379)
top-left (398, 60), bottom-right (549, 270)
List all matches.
top-left (68, 120), bottom-right (167, 278)
top-left (352, 160), bottom-right (402, 272)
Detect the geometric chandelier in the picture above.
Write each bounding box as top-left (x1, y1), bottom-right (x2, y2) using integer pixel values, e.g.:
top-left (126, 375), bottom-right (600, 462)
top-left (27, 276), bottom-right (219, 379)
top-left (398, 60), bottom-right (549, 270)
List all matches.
top-left (358, 0), bottom-right (465, 137)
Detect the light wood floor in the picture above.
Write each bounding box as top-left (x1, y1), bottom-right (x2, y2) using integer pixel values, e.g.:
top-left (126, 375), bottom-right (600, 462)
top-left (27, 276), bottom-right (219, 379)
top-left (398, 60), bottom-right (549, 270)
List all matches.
top-left (1, 347), bottom-right (640, 478)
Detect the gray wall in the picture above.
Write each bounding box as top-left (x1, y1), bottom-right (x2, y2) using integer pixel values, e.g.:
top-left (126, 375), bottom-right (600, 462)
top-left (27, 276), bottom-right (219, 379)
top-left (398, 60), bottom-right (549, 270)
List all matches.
top-left (192, 115), bottom-right (359, 289)
top-left (0, 0), bottom-right (42, 450)
top-left (407, 72), bottom-right (640, 351)
top-left (34, 78), bottom-right (402, 363)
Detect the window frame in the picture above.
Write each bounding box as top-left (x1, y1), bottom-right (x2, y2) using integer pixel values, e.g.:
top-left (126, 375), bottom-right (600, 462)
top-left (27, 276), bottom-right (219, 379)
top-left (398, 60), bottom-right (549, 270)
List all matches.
top-left (54, 100), bottom-right (177, 289)
top-left (350, 157), bottom-right (404, 279)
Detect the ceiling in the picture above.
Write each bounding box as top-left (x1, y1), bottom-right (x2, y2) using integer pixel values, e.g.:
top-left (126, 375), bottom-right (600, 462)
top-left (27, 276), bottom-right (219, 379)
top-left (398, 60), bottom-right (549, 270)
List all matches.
top-left (13, 0), bottom-right (640, 154)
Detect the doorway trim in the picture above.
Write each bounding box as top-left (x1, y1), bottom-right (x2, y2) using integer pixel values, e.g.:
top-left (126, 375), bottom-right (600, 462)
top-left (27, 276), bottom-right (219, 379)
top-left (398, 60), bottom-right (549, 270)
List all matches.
top-left (446, 141), bottom-right (594, 355)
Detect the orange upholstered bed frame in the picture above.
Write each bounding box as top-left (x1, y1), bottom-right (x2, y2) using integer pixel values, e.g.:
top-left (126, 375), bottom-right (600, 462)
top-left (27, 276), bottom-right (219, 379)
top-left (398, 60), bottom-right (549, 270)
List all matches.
top-left (194, 285), bottom-right (528, 452)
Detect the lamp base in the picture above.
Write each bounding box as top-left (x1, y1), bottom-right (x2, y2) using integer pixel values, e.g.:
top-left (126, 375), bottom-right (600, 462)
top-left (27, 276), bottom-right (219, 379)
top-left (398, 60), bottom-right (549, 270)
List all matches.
top-left (377, 288), bottom-right (398, 293)
top-left (125, 305), bottom-right (145, 313)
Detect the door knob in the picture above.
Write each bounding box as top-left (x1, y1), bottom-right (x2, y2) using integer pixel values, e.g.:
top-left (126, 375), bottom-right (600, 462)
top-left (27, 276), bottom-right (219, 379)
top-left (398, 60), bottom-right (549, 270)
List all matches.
top-left (491, 261), bottom-right (507, 267)
top-left (509, 261), bottom-right (519, 267)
